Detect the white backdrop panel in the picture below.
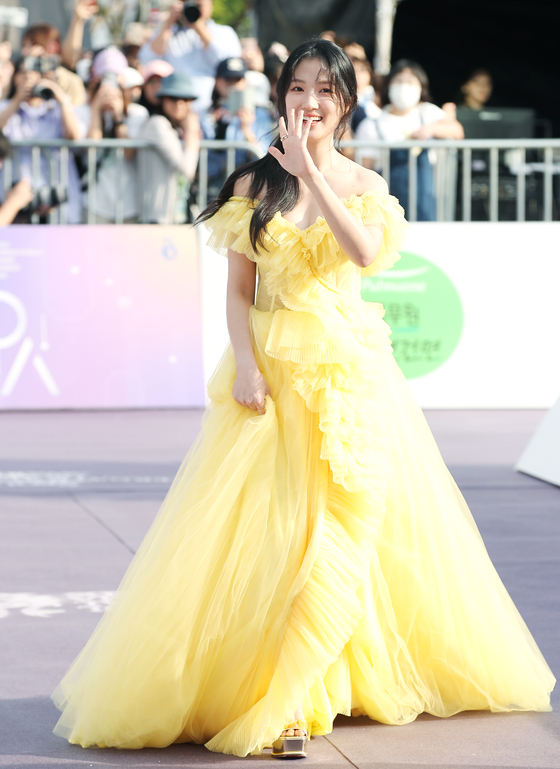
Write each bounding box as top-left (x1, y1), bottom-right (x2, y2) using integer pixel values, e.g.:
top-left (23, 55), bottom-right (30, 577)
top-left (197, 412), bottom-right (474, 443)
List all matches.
top-left (199, 223), bottom-right (560, 409)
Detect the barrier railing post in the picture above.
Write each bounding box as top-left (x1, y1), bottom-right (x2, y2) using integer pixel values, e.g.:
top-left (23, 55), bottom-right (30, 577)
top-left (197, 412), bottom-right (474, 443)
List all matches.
top-left (87, 147), bottom-right (97, 225)
top-left (60, 145), bottom-right (69, 225)
top-left (544, 146), bottom-right (553, 222)
top-left (198, 147), bottom-right (208, 211)
top-left (31, 145), bottom-right (41, 224)
top-left (115, 147), bottom-right (125, 224)
top-left (381, 147), bottom-right (390, 187)
top-left (462, 147), bottom-right (472, 222)
top-left (516, 147), bottom-right (526, 223)
top-left (47, 149), bottom-right (58, 224)
top-left (489, 146), bottom-right (499, 222)
top-left (226, 147), bottom-right (236, 178)
top-left (408, 148), bottom-right (417, 222)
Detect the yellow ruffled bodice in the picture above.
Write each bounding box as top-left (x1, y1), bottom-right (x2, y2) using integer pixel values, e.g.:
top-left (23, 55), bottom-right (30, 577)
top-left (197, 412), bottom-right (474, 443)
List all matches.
top-left (205, 191), bottom-right (408, 309)
top-left (204, 191), bottom-right (408, 494)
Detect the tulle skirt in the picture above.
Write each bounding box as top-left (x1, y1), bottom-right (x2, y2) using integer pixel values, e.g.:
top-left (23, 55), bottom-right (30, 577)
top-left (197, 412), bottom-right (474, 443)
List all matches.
top-left (52, 307), bottom-right (555, 756)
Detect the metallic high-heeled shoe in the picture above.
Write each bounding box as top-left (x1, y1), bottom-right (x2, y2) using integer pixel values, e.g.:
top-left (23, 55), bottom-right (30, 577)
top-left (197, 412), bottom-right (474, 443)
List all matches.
top-left (271, 720), bottom-right (308, 759)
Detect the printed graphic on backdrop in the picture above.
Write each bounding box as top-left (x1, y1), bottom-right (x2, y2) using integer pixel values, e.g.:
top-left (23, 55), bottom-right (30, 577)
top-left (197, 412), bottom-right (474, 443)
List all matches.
top-left (0, 226), bottom-right (204, 409)
top-left (362, 251), bottom-right (463, 379)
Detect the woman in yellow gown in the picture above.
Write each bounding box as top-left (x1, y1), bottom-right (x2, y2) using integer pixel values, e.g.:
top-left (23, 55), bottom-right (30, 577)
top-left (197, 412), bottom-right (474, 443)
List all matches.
top-left (52, 39), bottom-right (554, 758)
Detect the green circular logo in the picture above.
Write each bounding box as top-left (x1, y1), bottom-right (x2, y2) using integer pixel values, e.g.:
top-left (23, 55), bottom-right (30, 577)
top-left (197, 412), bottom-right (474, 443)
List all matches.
top-left (361, 251), bottom-right (463, 379)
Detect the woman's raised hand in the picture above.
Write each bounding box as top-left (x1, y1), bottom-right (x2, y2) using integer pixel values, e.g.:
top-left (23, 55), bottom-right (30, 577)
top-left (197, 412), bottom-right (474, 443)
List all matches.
top-left (232, 367), bottom-right (271, 415)
top-left (268, 109), bottom-right (316, 179)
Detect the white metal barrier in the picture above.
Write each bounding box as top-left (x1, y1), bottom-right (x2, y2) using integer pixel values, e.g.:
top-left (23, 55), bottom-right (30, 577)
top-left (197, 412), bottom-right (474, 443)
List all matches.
top-left (341, 139), bottom-right (560, 223)
top-left (3, 137), bottom-right (559, 224)
top-left (2, 138), bottom-right (263, 225)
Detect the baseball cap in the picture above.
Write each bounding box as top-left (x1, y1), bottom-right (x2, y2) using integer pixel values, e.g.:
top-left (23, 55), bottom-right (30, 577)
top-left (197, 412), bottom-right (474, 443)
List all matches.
top-left (121, 66), bottom-right (144, 89)
top-left (216, 57), bottom-right (247, 79)
top-left (158, 72), bottom-right (198, 100)
top-left (142, 60), bottom-right (174, 81)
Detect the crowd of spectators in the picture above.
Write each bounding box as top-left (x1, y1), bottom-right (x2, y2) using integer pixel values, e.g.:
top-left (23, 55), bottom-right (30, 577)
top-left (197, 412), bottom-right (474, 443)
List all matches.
top-left (0, 0), bottom-right (473, 224)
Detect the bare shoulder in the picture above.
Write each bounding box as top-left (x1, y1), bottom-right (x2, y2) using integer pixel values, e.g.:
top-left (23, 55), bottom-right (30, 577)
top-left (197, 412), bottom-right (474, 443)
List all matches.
top-left (232, 172), bottom-right (267, 201)
top-left (232, 173), bottom-right (254, 199)
top-left (353, 164), bottom-right (389, 195)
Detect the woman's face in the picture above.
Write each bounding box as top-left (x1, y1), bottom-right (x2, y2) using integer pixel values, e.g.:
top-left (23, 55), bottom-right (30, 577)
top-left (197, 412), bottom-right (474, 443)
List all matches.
top-left (215, 75), bottom-right (245, 99)
top-left (284, 57), bottom-right (342, 141)
top-left (14, 67), bottom-right (42, 104)
top-left (162, 95), bottom-right (191, 124)
top-left (463, 73), bottom-right (492, 105)
top-left (125, 85), bottom-right (142, 103)
top-left (354, 62), bottom-right (371, 94)
top-left (388, 67), bottom-right (422, 112)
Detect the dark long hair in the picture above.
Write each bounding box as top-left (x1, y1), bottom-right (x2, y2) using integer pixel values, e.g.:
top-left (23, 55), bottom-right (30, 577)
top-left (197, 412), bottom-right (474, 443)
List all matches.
top-left (381, 59), bottom-right (432, 106)
top-left (197, 38), bottom-right (357, 253)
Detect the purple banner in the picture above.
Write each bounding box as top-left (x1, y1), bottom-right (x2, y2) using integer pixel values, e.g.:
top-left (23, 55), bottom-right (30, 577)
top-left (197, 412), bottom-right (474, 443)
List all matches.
top-left (0, 226), bottom-right (204, 409)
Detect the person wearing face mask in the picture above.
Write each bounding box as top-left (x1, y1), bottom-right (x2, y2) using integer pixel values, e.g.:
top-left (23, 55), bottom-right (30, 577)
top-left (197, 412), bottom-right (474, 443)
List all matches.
top-left (356, 59), bottom-right (463, 220)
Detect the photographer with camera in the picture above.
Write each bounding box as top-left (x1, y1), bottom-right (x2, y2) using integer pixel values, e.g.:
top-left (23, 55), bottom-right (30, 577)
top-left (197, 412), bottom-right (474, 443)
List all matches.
top-left (139, 0), bottom-right (241, 114)
top-left (0, 56), bottom-right (86, 223)
top-left (200, 57), bottom-right (273, 200)
top-left (79, 48), bottom-right (149, 223)
top-left (21, 23), bottom-right (86, 107)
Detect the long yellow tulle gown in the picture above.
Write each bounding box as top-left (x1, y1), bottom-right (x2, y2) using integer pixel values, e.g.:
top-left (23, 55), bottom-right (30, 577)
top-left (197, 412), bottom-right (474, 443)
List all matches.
top-left (52, 191), bottom-right (555, 756)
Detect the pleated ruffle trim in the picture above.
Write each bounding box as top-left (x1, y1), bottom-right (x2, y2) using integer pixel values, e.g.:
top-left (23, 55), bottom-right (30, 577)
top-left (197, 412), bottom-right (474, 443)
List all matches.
top-left (204, 190), bottom-right (407, 278)
top-left (205, 508), bottom-right (368, 755)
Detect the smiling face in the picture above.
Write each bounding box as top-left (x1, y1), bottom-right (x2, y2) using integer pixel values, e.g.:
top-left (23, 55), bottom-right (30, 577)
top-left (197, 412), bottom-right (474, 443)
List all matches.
top-left (284, 58), bottom-right (342, 141)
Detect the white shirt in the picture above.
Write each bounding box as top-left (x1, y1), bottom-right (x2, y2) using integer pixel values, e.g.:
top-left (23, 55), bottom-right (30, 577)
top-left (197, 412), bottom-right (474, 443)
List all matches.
top-left (139, 20), bottom-right (242, 113)
top-left (137, 115), bottom-right (199, 224)
top-left (355, 102), bottom-right (445, 159)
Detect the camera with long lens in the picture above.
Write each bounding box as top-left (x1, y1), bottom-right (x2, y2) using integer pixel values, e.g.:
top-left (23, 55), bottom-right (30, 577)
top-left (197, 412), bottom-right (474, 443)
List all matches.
top-left (23, 54), bottom-right (60, 100)
top-left (20, 184), bottom-right (68, 216)
top-left (183, 1), bottom-right (201, 23)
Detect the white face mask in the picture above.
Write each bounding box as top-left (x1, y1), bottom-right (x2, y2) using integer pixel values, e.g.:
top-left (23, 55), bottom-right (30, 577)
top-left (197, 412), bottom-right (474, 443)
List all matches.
top-left (388, 82), bottom-right (421, 111)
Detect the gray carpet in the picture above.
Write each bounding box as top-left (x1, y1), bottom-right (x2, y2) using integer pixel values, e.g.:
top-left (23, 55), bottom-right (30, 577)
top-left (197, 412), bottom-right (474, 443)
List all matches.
top-left (0, 409), bottom-right (558, 768)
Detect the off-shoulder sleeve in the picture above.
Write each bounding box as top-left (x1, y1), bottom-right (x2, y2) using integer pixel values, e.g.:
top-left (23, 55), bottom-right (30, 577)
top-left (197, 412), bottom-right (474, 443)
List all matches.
top-left (203, 196), bottom-right (257, 261)
top-left (357, 191), bottom-right (409, 276)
